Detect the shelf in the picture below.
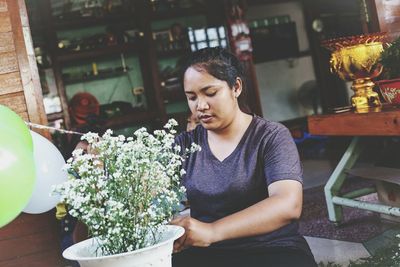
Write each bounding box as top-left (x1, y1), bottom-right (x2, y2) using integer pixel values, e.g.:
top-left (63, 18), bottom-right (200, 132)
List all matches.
top-left (53, 15), bottom-right (133, 30)
top-left (102, 111), bottom-right (157, 129)
top-left (150, 6), bottom-right (206, 20)
top-left (47, 112), bottom-right (64, 122)
top-left (63, 71), bottom-right (128, 85)
top-left (34, 0), bottom-right (242, 134)
top-left (55, 43), bottom-right (142, 63)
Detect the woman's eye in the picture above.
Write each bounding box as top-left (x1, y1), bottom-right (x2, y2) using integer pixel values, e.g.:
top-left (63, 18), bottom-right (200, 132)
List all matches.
top-left (187, 96), bottom-right (197, 101)
top-left (206, 92), bottom-right (216, 97)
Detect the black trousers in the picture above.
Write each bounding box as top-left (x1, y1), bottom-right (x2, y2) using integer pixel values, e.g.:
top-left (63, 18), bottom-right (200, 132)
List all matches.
top-left (172, 247), bottom-right (317, 267)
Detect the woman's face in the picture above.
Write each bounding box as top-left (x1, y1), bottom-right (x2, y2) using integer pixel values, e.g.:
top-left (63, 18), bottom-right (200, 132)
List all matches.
top-left (183, 67), bottom-right (241, 131)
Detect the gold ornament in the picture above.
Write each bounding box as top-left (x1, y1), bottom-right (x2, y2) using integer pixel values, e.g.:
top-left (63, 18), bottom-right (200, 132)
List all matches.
top-left (322, 33), bottom-right (387, 113)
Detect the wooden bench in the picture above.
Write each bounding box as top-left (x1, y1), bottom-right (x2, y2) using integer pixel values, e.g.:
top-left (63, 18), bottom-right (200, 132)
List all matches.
top-left (308, 106), bottom-right (400, 224)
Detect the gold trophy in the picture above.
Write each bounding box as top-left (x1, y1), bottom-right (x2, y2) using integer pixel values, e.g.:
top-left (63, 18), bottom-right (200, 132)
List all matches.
top-left (322, 33), bottom-right (386, 113)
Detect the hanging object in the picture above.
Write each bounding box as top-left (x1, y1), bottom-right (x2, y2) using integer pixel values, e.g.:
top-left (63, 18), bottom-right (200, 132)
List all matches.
top-left (226, 3), bottom-right (253, 61)
top-left (321, 33), bottom-right (387, 113)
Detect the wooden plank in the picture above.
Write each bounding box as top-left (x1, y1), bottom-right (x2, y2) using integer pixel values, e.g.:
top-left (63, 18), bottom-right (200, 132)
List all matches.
top-left (0, 72), bottom-right (22, 95)
top-left (0, 227), bottom-right (59, 262)
top-left (0, 51), bottom-right (18, 74)
top-left (0, 12), bottom-right (11, 32)
top-left (308, 106), bottom-right (400, 136)
top-left (22, 26), bottom-right (34, 57)
top-left (0, 106), bottom-right (30, 122)
top-left (0, 211), bottom-right (57, 241)
top-left (0, 92), bottom-right (27, 115)
top-left (0, 32), bottom-right (14, 53)
top-left (17, 0), bottom-right (29, 28)
top-left (19, 110), bottom-right (29, 121)
top-left (346, 166), bottom-right (400, 185)
top-left (0, 0), bottom-right (7, 12)
top-left (0, 249), bottom-right (63, 267)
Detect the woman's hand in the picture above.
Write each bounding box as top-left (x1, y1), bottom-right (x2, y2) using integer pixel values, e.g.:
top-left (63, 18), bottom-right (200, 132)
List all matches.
top-left (170, 216), bottom-right (216, 253)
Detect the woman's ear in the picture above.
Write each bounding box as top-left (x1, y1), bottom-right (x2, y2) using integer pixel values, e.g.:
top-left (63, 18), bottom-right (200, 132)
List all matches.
top-left (234, 77), bottom-right (243, 97)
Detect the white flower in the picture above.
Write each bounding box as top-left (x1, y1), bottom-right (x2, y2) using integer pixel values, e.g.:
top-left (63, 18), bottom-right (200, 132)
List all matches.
top-left (53, 121), bottom-right (199, 256)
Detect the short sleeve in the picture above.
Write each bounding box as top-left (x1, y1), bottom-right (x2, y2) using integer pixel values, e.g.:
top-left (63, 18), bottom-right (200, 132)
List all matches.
top-left (263, 124), bottom-right (303, 186)
top-left (174, 129), bottom-right (196, 156)
top-left (174, 125), bottom-right (203, 158)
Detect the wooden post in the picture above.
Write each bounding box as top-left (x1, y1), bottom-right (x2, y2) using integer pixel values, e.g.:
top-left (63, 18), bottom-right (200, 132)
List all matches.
top-left (1, 0), bottom-right (49, 138)
top-left (136, 0), bottom-right (167, 125)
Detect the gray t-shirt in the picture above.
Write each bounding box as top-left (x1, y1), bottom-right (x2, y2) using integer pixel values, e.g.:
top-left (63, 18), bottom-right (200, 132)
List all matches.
top-left (175, 115), bottom-right (310, 253)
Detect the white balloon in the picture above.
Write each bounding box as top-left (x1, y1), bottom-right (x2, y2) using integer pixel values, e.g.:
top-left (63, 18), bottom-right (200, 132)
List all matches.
top-left (23, 131), bottom-right (67, 214)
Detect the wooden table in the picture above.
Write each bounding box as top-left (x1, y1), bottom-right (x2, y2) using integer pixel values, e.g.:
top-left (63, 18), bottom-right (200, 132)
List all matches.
top-left (307, 105), bottom-right (400, 224)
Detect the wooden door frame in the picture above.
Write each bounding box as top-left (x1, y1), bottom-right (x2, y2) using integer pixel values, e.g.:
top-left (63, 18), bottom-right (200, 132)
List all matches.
top-left (7, 0), bottom-right (49, 137)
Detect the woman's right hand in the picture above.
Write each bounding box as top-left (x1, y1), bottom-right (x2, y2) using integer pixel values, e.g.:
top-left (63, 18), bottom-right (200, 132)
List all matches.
top-left (170, 215), bottom-right (216, 253)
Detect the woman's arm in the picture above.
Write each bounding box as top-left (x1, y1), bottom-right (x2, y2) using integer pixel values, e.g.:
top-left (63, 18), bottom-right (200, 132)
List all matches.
top-left (171, 179), bottom-right (303, 252)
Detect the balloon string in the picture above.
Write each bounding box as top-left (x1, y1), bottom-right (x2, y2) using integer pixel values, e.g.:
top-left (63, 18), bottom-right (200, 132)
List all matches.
top-left (26, 122), bottom-right (84, 136)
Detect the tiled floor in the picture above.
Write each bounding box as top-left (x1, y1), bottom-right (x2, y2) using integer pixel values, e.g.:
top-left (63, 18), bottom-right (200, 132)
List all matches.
top-left (305, 236), bottom-right (371, 266)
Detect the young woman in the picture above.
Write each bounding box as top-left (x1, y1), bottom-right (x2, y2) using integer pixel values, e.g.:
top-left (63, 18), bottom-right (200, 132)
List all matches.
top-left (171, 47), bottom-right (317, 267)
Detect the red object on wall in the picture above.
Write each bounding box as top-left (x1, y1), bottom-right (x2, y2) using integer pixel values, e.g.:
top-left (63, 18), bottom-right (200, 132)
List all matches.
top-left (69, 92), bottom-right (100, 125)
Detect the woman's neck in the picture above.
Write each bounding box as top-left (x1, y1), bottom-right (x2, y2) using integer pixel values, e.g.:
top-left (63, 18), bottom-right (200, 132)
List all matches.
top-left (208, 110), bottom-right (253, 141)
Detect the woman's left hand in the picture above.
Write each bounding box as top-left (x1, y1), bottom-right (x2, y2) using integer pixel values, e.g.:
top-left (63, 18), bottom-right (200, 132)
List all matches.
top-left (170, 215), bottom-right (216, 253)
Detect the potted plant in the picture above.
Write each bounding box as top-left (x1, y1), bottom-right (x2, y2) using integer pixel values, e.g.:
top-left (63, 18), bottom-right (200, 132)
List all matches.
top-left (377, 36), bottom-right (400, 105)
top-left (53, 119), bottom-right (200, 267)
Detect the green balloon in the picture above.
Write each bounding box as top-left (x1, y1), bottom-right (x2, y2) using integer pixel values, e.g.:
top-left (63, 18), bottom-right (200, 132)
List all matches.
top-left (0, 131), bottom-right (35, 228)
top-left (0, 105), bottom-right (33, 151)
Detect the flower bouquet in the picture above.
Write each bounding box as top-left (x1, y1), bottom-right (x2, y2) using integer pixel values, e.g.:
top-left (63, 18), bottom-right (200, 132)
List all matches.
top-left (53, 120), bottom-right (199, 267)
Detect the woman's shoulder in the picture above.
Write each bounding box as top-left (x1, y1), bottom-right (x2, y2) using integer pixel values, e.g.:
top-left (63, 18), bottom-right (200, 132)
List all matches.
top-left (252, 115), bottom-right (289, 136)
top-left (251, 116), bottom-right (295, 155)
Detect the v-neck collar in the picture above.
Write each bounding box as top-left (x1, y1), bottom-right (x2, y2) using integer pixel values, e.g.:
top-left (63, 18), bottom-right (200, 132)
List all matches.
top-left (204, 115), bottom-right (256, 163)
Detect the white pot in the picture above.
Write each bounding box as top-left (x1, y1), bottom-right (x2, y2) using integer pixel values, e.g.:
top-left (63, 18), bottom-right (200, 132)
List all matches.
top-left (63, 225), bottom-right (184, 267)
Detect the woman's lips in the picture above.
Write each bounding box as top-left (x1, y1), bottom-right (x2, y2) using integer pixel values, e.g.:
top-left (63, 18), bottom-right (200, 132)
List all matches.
top-left (199, 114), bottom-right (213, 123)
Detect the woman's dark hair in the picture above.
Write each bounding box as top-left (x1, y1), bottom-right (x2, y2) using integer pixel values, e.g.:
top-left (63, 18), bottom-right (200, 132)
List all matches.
top-left (181, 47), bottom-right (250, 113)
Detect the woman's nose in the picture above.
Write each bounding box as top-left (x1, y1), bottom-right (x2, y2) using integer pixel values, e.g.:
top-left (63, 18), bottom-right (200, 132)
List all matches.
top-left (196, 97), bottom-right (209, 111)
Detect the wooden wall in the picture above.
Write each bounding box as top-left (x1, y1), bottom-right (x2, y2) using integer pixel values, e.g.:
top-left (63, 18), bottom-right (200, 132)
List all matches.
top-left (0, 1), bottom-right (28, 120)
top-left (0, 0), bottom-right (62, 266)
